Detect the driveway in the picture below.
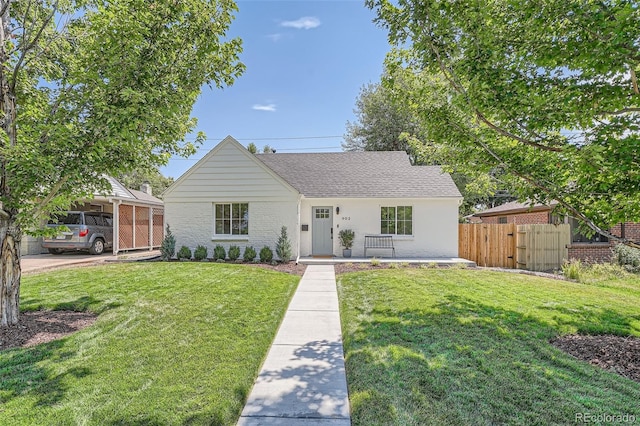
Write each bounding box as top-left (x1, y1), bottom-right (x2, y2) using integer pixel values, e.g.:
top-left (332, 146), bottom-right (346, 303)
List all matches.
top-left (21, 250), bottom-right (160, 274)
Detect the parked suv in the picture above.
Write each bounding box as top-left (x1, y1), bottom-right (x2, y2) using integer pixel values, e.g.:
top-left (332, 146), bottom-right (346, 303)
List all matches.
top-left (42, 211), bottom-right (114, 255)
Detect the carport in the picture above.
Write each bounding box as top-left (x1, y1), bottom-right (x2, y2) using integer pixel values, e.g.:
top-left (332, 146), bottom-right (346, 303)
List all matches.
top-left (21, 177), bottom-right (164, 256)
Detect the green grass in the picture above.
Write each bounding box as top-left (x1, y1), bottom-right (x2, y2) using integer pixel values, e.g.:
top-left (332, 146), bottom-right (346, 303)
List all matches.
top-left (338, 268), bottom-right (640, 425)
top-left (1, 263), bottom-right (299, 425)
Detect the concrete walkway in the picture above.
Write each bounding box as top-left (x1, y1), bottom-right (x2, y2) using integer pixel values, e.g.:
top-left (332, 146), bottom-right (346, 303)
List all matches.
top-left (238, 265), bottom-right (350, 425)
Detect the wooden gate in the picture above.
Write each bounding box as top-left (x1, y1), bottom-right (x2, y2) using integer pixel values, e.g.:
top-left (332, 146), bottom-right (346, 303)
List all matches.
top-left (459, 223), bottom-right (570, 271)
top-left (118, 204), bottom-right (164, 252)
top-left (458, 224), bottom-right (516, 268)
top-left (516, 224), bottom-right (570, 271)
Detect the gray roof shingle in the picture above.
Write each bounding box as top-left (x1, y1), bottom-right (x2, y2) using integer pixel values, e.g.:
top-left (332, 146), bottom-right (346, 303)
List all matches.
top-left (256, 151), bottom-right (462, 198)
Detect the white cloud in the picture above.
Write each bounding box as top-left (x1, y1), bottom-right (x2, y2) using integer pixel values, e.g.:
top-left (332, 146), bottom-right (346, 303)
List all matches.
top-left (252, 104), bottom-right (277, 112)
top-left (280, 16), bottom-right (321, 30)
top-left (267, 33), bottom-right (284, 42)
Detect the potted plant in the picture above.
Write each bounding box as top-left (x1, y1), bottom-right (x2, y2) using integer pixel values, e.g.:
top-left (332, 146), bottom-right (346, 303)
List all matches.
top-left (338, 229), bottom-right (355, 258)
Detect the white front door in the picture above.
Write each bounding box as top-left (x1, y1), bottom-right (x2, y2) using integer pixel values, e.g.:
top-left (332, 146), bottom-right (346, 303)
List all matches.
top-left (312, 206), bottom-right (333, 255)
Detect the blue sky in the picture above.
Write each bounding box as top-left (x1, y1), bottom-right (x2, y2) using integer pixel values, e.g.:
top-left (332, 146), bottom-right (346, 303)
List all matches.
top-left (160, 0), bottom-right (390, 179)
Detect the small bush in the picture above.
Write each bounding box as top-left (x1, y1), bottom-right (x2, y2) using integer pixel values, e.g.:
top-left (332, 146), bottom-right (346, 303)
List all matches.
top-left (275, 226), bottom-right (292, 262)
top-left (228, 245), bottom-right (241, 261)
top-left (400, 262), bottom-right (410, 268)
top-left (243, 246), bottom-right (257, 262)
top-left (613, 244), bottom-right (640, 273)
top-left (194, 245), bottom-right (208, 261)
top-left (370, 257), bottom-right (380, 267)
top-left (160, 224), bottom-right (176, 260)
top-left (562, 259), bottom-right (583, 280)
top-left (213, 245), bottom-right (226, 261)
top-left (259, 246), bottom-right (273, 263)
top-left (177, 245), bottom-right (192, 260)
top-left (388, 263), bottom-right (399, 269)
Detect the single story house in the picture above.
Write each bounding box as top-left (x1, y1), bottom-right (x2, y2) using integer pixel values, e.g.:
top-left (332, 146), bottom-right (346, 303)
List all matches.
top-left (21, 176), bottom-right (164, 256)
top-left (163, 136), bottom-right (463, 260)
top-left (471, 201), bottom-right (639, 262)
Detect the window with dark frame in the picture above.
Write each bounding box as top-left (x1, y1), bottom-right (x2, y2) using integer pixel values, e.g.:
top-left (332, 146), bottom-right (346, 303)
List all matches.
top-left (215, 203), bottom-right (249, 235)
top-left (498, 217), bottom-right (508, 224)
top-left (569, 217), bottom-right (608, 243)
top-left (381, 206), bottom-right (413, 235)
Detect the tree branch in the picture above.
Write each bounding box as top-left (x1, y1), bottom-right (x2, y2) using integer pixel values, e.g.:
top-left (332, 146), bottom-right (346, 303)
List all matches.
top-left (10, 0), bottom-right (58, 92)
top-left (31, 175), bottom-right (69, 221)
top-left (630, 68), bottom-right (639, 96)
top-left (598, 107), bottom-right (640, 116)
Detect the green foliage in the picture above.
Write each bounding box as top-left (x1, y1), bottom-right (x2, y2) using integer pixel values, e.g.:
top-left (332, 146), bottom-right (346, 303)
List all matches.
top-left (388, 262), bottom-right (399, 269)
top-left (243, 246), bottom-right (257, 262)
top-left (246, 143), bottom-right (257, 154)
top-left (177, 246), bottom-right (192, 261)
top-left (160, 224), bottom-right (176, 261)
top-left (259, 246), bottom-right (274, 263)
top-left (275, 226), bottom-right (292, 262)
top-left (213, 245), bottom-right (226, 261)
top-left (370, 258), bottom-right (381, 267)
top-left (116, 167), bottom-right (174, 198)
top-left (228, 245), bottom-right (241, 261)
top-left (338, 229), bottom-right (355, 249)
top-left (562, 260), bottom-right (583, 281)
top-left (193, 245), bottom-right (208, 261)
top-left (368, 0), bottom-right (640, 237)
top-left (613, 244), bottom-right (640, 273)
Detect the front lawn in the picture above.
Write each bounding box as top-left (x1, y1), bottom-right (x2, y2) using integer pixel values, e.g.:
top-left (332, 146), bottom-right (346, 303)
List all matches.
top-left (338, 268), bottom-right (640, 425)
top-left (1, 263), bottom-right (299, 425)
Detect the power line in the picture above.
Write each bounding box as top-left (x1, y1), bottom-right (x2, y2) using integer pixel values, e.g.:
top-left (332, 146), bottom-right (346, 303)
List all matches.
top-left (184, 135), bottom-right (344, 142)
top-left (170, 145), bottom-right (343, 160)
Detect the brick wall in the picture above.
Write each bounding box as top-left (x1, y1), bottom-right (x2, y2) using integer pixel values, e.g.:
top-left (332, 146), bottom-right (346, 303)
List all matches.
top-left (567, 244), bottom-right (612, 263)
top-left (481, 211), bottom-right (550, 225)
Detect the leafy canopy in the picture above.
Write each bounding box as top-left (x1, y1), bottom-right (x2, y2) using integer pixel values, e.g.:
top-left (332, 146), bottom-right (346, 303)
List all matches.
top-left (367, 0), bottom-right (640, 240)
top-left (1, 0), bottom-right (244, 232)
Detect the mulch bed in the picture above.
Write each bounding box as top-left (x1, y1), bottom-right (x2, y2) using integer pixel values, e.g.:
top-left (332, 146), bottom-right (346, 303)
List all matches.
top-left (551, 334), bottom-right (640, 383)
top-left (0, 310), bottom-right (97, 352)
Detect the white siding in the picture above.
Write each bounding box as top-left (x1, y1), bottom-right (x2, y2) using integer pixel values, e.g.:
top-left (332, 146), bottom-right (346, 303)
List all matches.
top-left (299, 198), bottom-right (459, 258)
top-left (164, 138), bottom-right (300, 260)
top-left (164, 138), bottom-right (298, 202)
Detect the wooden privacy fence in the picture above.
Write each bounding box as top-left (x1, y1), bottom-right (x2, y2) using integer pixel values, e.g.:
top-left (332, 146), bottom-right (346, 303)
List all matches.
top-left (118, 204), bottom-right (164, 252)
top-left (459, 224), bottom-right (570, 271)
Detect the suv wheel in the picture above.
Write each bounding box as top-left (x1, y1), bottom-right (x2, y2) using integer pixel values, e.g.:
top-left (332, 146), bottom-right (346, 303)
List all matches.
top-left (89, 238), bottom-right (105, 255)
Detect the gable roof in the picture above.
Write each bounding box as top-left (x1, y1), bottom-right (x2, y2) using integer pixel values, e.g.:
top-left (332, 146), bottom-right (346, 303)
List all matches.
top-left (474, 200), bottom-right (558, 217)
top-left (98, 176), bottom-right (163, 205)
top-left (256, 151), bottom-right (462, 198)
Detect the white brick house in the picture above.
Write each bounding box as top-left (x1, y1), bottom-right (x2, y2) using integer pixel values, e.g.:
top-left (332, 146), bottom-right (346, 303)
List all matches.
top-left (163, 136), bottom-right (462, 260)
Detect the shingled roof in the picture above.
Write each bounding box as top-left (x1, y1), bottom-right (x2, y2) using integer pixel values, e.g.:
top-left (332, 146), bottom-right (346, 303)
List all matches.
top-left (473, 200), bottom-right (558, 217)
top-left (256, 151), bottom-right (462, 198)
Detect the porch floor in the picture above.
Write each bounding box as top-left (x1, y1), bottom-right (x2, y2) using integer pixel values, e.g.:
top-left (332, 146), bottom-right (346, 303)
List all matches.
top-left (298, 256), bottom-right (476, 267)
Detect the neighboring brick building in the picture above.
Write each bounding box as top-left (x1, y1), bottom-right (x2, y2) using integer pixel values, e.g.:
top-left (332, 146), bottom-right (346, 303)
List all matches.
top-left (471, 201), bottom-right (632, 263)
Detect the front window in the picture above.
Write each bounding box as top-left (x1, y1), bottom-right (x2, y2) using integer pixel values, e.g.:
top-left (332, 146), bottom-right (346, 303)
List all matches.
top-left (381, 206), bottom-right (413, 235)
top-left (215, 203), bottom-right (248, 235)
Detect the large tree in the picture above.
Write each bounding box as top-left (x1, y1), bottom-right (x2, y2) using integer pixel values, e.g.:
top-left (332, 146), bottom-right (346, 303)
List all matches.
top-left (117, 167), bottom-right (174, 198)
top-left (367, 0), bottom-right (640, 240)
top-left (0, 0), bottom-right (244, 326)
top-left (344, 71), bottom-right (507, 217)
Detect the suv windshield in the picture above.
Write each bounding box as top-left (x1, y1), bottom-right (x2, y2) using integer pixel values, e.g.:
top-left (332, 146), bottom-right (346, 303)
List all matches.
top-left (48, 213), bottom-right (82, 225)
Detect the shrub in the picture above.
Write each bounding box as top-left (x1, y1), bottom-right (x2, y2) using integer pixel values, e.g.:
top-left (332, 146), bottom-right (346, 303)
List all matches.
top-left (370, 257), bottom-right (380, 267)
top-left (160, 224), bottom-right (176, 260)
top-left (259, 246), bottom-right (273, 263)
top-left (338, 229), bottom-right (355, 249)
top-left (177, 245), bottom-right (192, 260)
top-left (562, 259), bottom-right (583, 280)
top-left (613, 244), bottom-right (640, 273)
top-left (243, 246), bottom-right (257, 262)
top-left (193, 245), bottom-right (208, 261)
top-left (388, 263), bottom-right (399, 269)
top-left (228, 245), bottom-right (241, 261)
top-left (400, 262), bottom-right (410, 268)
top-left (213, 245), bottom-right (226, 261)
top-left (275, 226), bottom-right (292, 262)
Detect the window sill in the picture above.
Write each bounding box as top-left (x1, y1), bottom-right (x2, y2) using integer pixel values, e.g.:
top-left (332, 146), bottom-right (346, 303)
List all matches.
top-left (212, 235), bottom-right (250, 241)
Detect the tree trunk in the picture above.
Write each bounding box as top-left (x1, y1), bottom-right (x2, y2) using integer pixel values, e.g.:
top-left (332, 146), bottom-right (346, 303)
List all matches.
top-left (0, 218), bottom-right (20, 327)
